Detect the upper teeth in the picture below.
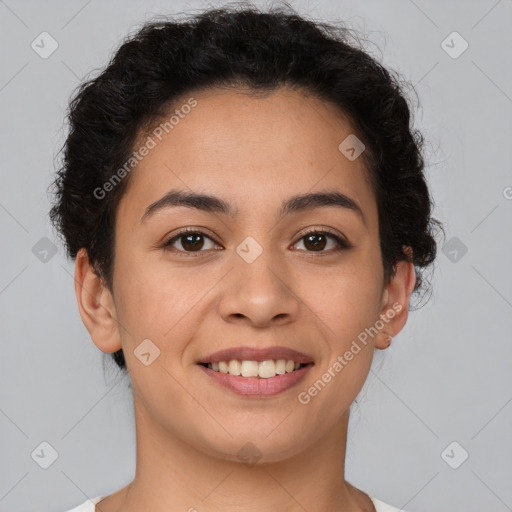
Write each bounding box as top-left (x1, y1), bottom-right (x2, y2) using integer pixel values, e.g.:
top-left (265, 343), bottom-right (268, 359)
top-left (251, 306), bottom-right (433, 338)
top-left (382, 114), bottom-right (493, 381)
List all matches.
top-left (207, 359), bottom-right (303, 378)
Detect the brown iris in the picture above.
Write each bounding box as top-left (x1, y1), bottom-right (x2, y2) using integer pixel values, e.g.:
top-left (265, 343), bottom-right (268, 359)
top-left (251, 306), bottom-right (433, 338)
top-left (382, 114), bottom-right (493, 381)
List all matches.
top-left (303, 233), bottom-right (328, 251)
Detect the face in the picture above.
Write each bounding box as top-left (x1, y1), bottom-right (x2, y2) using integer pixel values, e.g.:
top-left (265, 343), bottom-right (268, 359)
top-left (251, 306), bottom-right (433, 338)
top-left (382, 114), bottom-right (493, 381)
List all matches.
top-left (90, 87), bottom-right (402, 462)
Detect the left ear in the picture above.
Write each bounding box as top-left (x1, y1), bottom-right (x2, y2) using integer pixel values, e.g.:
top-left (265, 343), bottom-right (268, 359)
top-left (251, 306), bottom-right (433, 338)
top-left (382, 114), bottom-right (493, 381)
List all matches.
top-left (375, 246), bottom-right (416, 350)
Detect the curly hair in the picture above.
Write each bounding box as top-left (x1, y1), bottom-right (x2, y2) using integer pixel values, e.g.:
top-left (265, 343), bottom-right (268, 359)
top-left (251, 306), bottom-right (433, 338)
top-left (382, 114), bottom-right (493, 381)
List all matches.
top-left (49, 2), bottom-right (444, 372)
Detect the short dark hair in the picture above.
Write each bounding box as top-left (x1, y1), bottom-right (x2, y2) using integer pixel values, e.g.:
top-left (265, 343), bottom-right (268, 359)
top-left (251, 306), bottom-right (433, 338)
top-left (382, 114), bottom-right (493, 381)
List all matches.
top-left (49, 3), bottom-right (444, 372)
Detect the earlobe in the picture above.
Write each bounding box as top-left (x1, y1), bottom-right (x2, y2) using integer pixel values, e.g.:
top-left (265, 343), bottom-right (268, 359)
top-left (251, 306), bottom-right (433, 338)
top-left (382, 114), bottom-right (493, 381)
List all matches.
top-left (375, 248), bottom-right (417, 350)
top-left (74, 248), bottom-right (122, 353)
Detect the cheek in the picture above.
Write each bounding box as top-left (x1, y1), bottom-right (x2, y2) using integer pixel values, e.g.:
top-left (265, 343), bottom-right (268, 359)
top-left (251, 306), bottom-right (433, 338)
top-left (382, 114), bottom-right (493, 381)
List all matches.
top-left (112, 254), bottom-right (211, 364)
top-left (297, 269), bottom-right (380, 417)
top-left (301, 256), bottom-right (383, 334)
top-left (298, 251), bottom-right (383, 390)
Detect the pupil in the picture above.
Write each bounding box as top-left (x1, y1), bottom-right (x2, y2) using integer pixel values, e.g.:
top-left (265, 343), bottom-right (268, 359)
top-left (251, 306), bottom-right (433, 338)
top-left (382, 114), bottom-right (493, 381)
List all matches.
top-left (183, 233), bottom-right (203, 251)
top-left (304, 233), bottom-right (326, 251)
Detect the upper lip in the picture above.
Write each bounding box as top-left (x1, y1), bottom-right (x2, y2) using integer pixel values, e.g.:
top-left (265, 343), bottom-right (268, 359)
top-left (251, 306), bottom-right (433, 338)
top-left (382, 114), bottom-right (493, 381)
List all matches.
top-left (197, 346), bottom-right (315, 364)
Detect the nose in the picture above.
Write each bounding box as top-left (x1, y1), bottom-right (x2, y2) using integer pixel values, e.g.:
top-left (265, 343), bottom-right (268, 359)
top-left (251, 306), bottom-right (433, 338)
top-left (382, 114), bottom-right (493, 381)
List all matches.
top-left (217, 248), bottom-right (300, 328)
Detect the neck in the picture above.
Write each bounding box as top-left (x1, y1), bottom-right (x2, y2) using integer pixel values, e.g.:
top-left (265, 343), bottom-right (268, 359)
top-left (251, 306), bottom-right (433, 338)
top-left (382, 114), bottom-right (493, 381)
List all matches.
top-left (112, 391), bottom-right (373, 512)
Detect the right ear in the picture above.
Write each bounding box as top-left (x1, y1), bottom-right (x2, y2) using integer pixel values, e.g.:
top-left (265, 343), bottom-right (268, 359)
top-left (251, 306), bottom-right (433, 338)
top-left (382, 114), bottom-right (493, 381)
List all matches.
top-left (74, 248), bottom-right (122, 353)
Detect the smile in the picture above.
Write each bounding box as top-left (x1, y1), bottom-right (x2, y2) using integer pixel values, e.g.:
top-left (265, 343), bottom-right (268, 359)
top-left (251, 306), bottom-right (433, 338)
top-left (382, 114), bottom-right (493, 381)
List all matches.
top-left (197, 361), bottom-right (314, 397)
top-left (200, 359), bottom-right (308, 379)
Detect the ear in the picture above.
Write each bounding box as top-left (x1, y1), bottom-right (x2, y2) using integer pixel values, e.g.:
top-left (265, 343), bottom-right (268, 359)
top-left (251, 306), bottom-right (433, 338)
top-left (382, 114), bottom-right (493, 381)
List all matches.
top-left (74, 248), bottom-right (122, 353)
top-left (375, 246), bottom-right (417, 350)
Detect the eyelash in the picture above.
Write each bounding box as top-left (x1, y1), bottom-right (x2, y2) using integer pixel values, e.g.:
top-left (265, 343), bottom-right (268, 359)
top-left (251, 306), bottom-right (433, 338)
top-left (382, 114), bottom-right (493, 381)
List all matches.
top-left (161, 227), bottom-right (351, 257)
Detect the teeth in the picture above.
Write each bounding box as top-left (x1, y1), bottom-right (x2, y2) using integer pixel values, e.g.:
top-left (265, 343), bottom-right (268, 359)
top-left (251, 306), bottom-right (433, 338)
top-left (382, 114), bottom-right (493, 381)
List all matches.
top-left (228, 360), bottom-right (241, 375)
top-left (206, 359), bottom-right (306, 378)
top-left (256, 360), bottom-right (275, 379)
top-left (241, 360), bottom-right (259, 377)
top-left (275, 359), bottom-right (286, 374)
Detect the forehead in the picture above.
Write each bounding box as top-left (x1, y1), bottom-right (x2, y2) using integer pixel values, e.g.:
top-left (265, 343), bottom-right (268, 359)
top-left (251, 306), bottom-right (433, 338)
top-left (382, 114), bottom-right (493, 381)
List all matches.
top-left (117, 86), bottom-right (377, 227)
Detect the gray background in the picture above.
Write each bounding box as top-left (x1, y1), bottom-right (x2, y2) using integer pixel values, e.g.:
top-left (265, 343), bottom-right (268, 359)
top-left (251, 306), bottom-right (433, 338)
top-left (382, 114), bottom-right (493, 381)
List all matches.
top-left (1, 0), bottom-right (511, 511)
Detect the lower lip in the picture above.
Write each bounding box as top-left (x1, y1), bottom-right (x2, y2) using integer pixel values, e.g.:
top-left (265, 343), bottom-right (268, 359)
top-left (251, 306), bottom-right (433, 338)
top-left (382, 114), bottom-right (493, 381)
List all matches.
top-left (197, 364), bottom-right (314, 397)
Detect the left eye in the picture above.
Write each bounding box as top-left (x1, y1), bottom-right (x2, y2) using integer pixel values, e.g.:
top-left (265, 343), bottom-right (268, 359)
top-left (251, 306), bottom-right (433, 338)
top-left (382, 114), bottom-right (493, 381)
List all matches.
top-left (292, 231), bottom-right (348, 253)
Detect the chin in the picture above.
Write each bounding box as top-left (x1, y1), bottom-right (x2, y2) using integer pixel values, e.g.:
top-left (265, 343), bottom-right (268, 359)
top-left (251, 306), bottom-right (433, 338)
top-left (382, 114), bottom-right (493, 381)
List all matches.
top-left (197, 427), bottom-right (309, 465)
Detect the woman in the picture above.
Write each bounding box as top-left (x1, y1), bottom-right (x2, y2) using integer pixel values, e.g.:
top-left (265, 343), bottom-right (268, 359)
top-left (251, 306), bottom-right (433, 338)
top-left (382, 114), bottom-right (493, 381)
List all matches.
top-left (50, 4), bottom-right (443, 511)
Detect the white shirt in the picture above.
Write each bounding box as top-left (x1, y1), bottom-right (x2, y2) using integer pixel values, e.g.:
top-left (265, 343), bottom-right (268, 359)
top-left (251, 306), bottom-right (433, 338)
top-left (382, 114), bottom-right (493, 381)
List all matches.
top-left (63, 495), bottom-right (407, 511)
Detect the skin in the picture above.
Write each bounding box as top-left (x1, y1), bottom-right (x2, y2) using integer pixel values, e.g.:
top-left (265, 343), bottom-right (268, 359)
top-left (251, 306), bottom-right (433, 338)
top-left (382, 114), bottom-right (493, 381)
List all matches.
top-left (75, 86), bottom-right (416, 512)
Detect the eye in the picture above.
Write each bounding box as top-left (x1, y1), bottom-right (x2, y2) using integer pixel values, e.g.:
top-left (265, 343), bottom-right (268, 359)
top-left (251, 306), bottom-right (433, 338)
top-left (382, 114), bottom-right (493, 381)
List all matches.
top-left (162, 228), bottom-right (220, 257)
top-left (292, 229), bottom-right (351, 254)
top-left (161, 227), bottom-right (351, 257)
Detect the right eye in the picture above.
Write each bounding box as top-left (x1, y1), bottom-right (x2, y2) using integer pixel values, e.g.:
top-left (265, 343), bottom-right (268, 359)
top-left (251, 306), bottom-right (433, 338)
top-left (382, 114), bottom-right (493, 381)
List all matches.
top-left (162, 228), bottom-right (221, 257)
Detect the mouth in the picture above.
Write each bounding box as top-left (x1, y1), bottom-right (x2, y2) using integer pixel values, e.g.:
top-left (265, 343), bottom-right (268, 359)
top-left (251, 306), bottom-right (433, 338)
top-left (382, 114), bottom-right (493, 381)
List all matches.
top-left (198, 360), bottom-right (314, 379)
top-left (196, 345), bottom-right (314, 379)
top-left (195, 345), bottom-right (315, 397)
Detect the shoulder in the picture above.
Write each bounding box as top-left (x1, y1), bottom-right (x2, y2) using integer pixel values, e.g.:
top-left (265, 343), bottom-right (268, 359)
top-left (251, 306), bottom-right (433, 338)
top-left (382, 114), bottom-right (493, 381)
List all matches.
top-left (371, 496), bottom-right (408, 512)
top-left (64, 495), bottom-right (403, 512)
top-left (61, 496), bottom-right (105, 512)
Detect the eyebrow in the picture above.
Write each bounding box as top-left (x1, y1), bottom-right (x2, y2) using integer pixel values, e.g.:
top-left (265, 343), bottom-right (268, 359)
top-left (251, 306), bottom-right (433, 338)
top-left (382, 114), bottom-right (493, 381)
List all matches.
top-left (141, 189), bottom-right (366, 226)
